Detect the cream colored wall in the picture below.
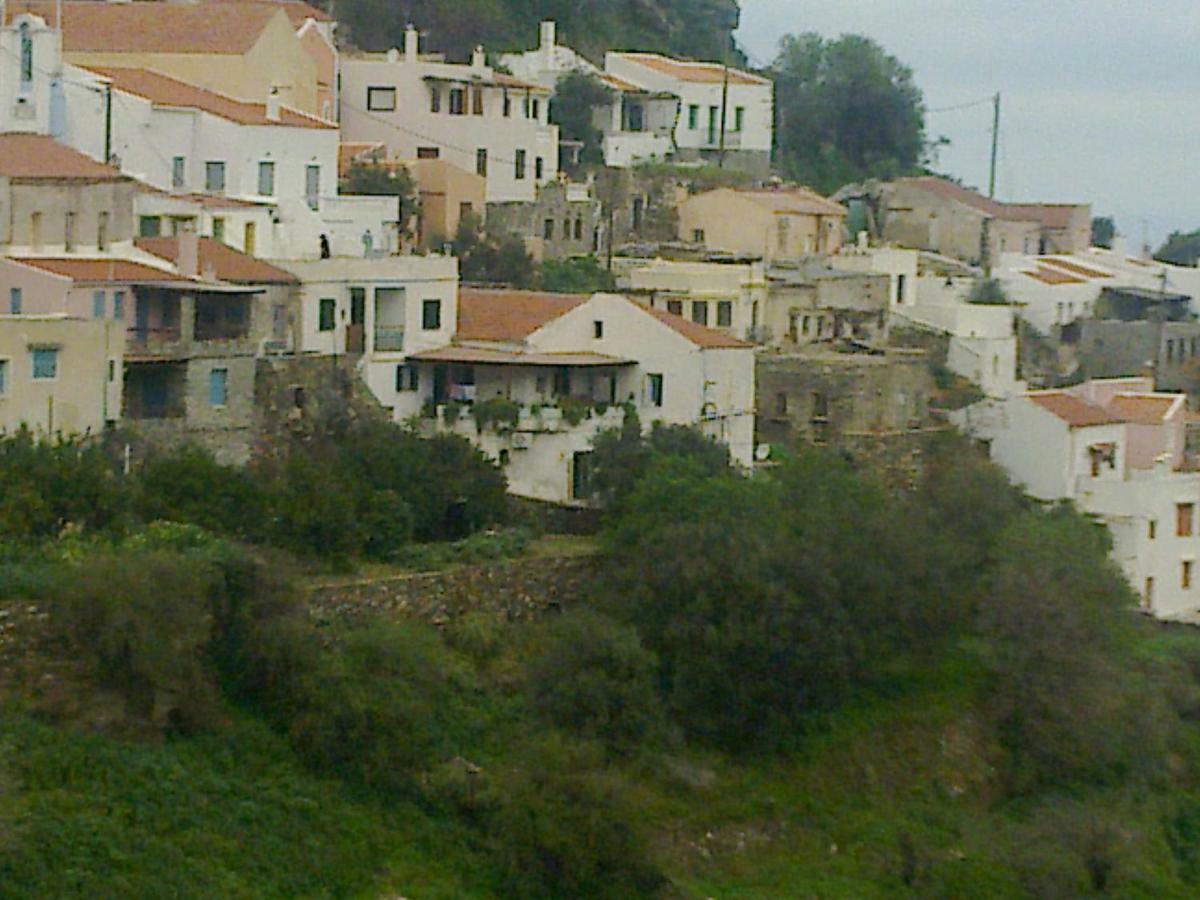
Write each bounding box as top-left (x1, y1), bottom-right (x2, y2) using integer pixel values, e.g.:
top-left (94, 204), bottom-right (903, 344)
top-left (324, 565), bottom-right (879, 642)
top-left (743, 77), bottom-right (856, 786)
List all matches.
top-left (0, 316), bottom-right (123, 435)
top-left (679, 189), bottom-right (843, 262)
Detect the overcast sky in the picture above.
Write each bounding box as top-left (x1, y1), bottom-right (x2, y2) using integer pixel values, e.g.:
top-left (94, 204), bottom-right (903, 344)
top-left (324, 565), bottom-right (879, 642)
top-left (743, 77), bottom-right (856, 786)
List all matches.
top-left (736, 0), bottom-right (1199, 249)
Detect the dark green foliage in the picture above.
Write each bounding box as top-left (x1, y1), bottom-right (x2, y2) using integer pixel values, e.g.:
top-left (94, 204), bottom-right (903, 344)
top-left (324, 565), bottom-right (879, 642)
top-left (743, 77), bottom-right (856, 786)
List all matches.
top-left (455, 212), bottom-right (537, 287)
top-left (1092, 215), bottom-right (1116, 249)
top-left (471, 396), bottom-right (521, 431)
top-left (343, 162), bottom-right (417, 238)
top-left (1155, 229), bottom-right (1200, 266)
top-left (134, 445), bottom-right (266, 540)
top-left (550, 71), bottom-right (612, 166)
top-left (0, 428), bottom-right (127, 541)
top-left (968, 278), bottom-right (1011, 305)
top-left (525, 609), bottom-right (665, 753)
top-left (540, 255), bottom-right (616, 293)
top-left (487, 736), bottom-right (665, 899)
top-left (772, 33), bottom-right (927, 193)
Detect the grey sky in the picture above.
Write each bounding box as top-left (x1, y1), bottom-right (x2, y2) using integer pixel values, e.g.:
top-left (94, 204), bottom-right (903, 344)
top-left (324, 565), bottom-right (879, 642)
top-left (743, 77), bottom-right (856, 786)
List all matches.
top-left (735, 1), bottom-right (1200, 249)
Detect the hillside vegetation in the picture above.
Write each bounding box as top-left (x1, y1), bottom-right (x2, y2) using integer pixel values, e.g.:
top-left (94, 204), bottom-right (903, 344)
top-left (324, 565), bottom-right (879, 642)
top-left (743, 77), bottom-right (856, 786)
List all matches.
top-left (4, 427), bottom-right (1200, 896)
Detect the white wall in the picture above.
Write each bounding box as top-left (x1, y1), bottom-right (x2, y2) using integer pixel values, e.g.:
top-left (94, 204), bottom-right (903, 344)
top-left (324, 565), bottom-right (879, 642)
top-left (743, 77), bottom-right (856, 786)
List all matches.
top-left (979, 397), bottom-right (1074, 500)
top-left (0, 14), bottom-right (63, 137)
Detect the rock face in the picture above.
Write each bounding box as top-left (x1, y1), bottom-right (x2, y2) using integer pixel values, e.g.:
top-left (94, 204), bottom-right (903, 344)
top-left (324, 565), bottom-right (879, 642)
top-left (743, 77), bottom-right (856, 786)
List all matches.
top-left (308, 555), bottom-right (599, 626)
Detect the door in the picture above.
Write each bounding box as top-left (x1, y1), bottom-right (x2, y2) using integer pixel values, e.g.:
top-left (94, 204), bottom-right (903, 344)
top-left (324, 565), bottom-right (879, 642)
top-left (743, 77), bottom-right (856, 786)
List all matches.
top-left (243, 221), bottom-right (256, 255)
top-left (135, 295), bottom-right (149, 340)
top-left (433, 364), bottom-right (448, 405)
top-left (346, 287), bottom-right (366, 353)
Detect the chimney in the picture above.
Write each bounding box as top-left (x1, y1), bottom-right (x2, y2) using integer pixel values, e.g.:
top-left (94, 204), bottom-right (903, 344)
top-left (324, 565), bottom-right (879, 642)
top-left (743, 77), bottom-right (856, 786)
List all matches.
top-left (540, 20), bottom-right (556, 53)
top-left (405, 24), bottom-right (419, 62)
top-left (471, 44), bottom-right (486, 71)
top-left (265, 87), bottom-right (281, 122)
top-left (178, 226), bottom-right (199, 278)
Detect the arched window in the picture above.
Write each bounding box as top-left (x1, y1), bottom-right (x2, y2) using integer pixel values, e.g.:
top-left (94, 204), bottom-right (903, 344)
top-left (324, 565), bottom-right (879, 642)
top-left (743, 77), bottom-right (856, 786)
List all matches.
top-left (19, 23), bottom-right (33, 86)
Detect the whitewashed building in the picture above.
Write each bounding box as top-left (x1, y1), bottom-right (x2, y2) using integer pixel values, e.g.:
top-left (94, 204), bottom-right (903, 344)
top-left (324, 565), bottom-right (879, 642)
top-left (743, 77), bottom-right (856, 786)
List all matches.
top-left (340, 28), bottom-right (559, 203)
top-left (393, 288), bottom-right (755, 504)
top-left (620, 258), bottom-right (768, 343)
top-left (958, 376), bottom-right (1200, 619)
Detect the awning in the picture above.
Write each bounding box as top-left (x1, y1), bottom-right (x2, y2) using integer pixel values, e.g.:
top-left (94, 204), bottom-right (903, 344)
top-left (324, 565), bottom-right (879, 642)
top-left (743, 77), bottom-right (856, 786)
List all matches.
top-left (406, 345), bottom-right (634, 367)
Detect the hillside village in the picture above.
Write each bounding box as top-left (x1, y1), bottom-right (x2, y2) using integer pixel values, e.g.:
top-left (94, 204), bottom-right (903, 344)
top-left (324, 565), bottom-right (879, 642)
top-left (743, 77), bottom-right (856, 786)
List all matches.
top-left (3, 0), bottom-right (1200, 628)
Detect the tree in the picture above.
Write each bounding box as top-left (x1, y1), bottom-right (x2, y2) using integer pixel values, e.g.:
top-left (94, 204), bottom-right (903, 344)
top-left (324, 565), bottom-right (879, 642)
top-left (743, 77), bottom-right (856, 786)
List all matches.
top-left (549, 71), bottom-right (612, 167)
top-left (540, 256), bottom-right (615, 294)
top-left (1155, 229), bottom-right (1200, 267)
top-left (771, 33), bottom-right (927, 194)
top-left (342, 162), bottom-right (417, 240)
top-left (454, 213), bottom-right (537, 287)
top-left (1091, 216), bottom-right (1116, 249)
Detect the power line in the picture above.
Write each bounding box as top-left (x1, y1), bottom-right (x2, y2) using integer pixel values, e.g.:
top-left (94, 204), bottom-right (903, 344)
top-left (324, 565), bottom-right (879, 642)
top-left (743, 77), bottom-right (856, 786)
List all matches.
top-left (927, 95), bottom-right (996, 115)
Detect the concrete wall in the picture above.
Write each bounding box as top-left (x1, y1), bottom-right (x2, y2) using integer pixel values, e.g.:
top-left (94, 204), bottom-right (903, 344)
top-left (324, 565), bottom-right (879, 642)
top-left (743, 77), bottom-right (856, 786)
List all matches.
top-left (0, 178), bottom-right (135, 253)
top-left (0, 316), bottom-right (123, 435)
top-left (408, 158), bottom-right (486, 246)
top-left (678, 189), bottom-right (844, 262)
top-left (627, 259), bottom-right (767, 342)
top-left (486, 181), bottom-right (603, 261)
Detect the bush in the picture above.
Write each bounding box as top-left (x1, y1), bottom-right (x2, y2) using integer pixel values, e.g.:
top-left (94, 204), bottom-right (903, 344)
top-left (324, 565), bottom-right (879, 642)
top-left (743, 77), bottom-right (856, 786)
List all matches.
top-left (525, 610), bottom-right (665, 754)
top-left (133, 446), bottom-right (267, 541)
top-left (471, 397), bottom-right (521, 432)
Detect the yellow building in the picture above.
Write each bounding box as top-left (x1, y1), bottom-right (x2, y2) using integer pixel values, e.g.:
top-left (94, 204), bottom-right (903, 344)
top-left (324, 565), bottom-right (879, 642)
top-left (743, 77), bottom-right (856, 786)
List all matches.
top-left (677, 187), bottom-right (847, 263)
top-left (0, 316), bottom-right (123, 436)
top-left (16, 1), bottom-right (323, 116)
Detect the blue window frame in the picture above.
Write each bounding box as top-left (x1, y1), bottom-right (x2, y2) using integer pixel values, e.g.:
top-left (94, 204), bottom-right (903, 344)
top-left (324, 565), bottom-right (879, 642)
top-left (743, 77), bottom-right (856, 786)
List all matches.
top-left (113, 291), bottom-right (125, 320)
top-left (31, 347), bottom-right (57, 380)
top-left (9, 288), bottom-right (21, 314)
top-left (92, 290), bottom-right (105, 319)
top-left (209, 368), bottom-right (228, 407)
top-left (0, 359), bottom-right (7, 395)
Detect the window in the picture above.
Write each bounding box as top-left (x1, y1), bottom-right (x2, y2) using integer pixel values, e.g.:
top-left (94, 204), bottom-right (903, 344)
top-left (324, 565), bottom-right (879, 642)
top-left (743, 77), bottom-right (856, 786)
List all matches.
top-left (707, 105), bottom-right (718, 142)
top-left (9, 288), bottom-right (21, 315)
top-left (515, 149), bottom-right (527, 180)
top-left (212, 217), bottom-right (226, 243)
top-left (318, 297), bottom-right (336, 332)
top-left (64, 211), bottom-right (75, 251)
top-left (535, 156), bottom-right (544, 180)
top-left (776, 392), bottom-right (788, 416)
top-left (139, 215), bottom-right (161, 238)
top-left (395, 364), bottom-right (419, 391)
top-left (530, 98), bottom-right (540, 119)
top-left (1180, 503), bottom-right (1196, 536)
top-left (572, 451), bottom-right (594, 501)
top-left (92, 291), bottom-right (105, 319)
top-left (734, 106), bottom-right (745, 131)
top-left (543, 218), bottom-right (554, 239)
top-left (243, 221), bottom-right (256, 255)
top-left (1149, 519), bottom-right (1158, 540)
top-left (205, 161), bottom-right (226, 193)
top-left (30, 212), bottom-right (42, 249)
top-left (113, 291), bottom-right (125, 321)
top-left (574, 218), bottom-right (583, 241)
top-left (691, 300), bottom-right (708, 326)
top-left (688, 104), bottom-right (699, 129)
top-left (692, 228), bottom-right (705, 243)
top-left (108, 359), bottom-right (115, 383)
top-left (896, 273), bottom-right (907, 304)
top-left (429, 86), bottom-right (441, 113)
top-left (632, 197), bottom-right (643, 231)
top-left (209, 368), bottom-right (228, 407)
top-left (257, 161), bottom-right (275, 196)
top-left (472, 87), bottom-right (483, 115)
top-left (416, 146), bottom-right (441, 161)
top-left (97, 212), bottom-right (109, 250)
top-left (563, 219), bottom-right (572, 239)
top-left (717, 300), bottom-right (732, 327)
top-left (593, 320), bottom-right (604, 339)
top-left (0, 359), bottom-right (6, 396)
top-left (1185, 560), bottom-right (1193, 590)
top-left (367, 86), bottom-right (397, 111)
top-left (172, 156), bottom-right (186, 189)
top-left (31, 347), bottom-right (57, 380)
top-left (422, 299), bottom-right (441, 330)
top-left (459, 201), bottom-right (473, 220)
top-left (449, 87), bottom-right (466, 115)
top-left (667, 300), bottom-right (682, 316)
top-left (476, 148), bottom-right (488, 177)
top-left (305, 165), bottom-right (320, 210)
top-left (812, 391), bottom-right (829, 420)
top-left (1146, 576), bottom-right (1155, 608)
top-left (18, 22), bottom-right (32, 86)
top-left (503, 92), bottom-right (511, 117)
top-left (647, 373), bottom-right (664, 407)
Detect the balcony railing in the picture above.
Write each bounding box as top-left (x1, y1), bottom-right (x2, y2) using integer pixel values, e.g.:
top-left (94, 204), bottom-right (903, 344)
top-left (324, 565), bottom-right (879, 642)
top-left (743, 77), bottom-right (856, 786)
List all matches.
top-left (374, 326), bottom-right (406, 352)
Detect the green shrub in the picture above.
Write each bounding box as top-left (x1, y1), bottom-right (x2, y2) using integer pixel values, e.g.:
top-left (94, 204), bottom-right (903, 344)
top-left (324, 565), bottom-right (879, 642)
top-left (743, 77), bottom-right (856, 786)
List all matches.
top-left (471, 397), bottom-right (521, 432)
top-left (133, 445), bottom-right (267, 540)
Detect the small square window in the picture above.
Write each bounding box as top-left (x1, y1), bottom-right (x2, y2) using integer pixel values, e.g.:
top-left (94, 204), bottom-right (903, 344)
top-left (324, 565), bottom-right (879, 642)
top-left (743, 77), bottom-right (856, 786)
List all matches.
top-left (691, 300), bottom-right (708, 326)
top-left (318, 297), bottom-right (336, 332)
top-left (692, 228), bottom-right (705, 242)
top-left (666, 300), bottom-right (682, 316)
top-left (367, 86), bottom-right (397, 111)
top-left (422, 299), bottom-right (441, 330)
top-left (171, 156), bottom-right (186, 189)
top-left (417, 146), bottom-right (440, 160)
top-left (449, 88), bottom-right (466, 115)
top-left (1185, 560), bottom-right (1193, 590)
top-left (1179, 503), bottom-right (1195, 537)
top-left (205, 161), bottom-right (226, 193)
top-left (9, 288), bottom-right (22, 314)
top-left (1149, 519), bottom-right (1157, 540)
top-left (113, 291), bottom-right (125, 321)
top-left (395, 365), bottom-right (420, 391)
top-left (717, 300), bottom-right (732, 328)
top-left (476, 148), bottom-right (488, 176)
top-left (593, 320), bottom-right (604, 339)
top-left (515, 149), bottom-right (527, 180)
top-left (258, 161), bottom-right (275, 197)
top-left (31, 347), bottom-right (57, 380)
top-left (647, 373), bottom-right (664, 407)
top-left (535, 156), bottom-right (544, 180)
top-left (543, 218), bottom-right (554, 240)
top-left (429, 86), bottom-right (441, 113)
top-left (209, 367), bottom-right (228, 407)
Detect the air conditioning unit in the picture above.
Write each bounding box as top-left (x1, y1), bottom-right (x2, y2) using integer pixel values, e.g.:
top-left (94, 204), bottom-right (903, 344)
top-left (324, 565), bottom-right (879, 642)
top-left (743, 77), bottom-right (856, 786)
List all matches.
top-left (511, 432), bottom-right (532, 449)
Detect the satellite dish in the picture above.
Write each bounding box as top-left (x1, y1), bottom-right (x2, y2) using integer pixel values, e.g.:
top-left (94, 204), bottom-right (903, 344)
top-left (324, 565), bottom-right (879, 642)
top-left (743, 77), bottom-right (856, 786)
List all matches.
top-left (754, 443), bottom-right (771, 462)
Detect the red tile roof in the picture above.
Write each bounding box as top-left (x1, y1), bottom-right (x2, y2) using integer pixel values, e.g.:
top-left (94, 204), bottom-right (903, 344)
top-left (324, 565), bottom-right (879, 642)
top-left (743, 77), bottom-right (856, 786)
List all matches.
top-left (205, 0), bottom-right (332, 27)
top-left (0, 133), bottom-right (125, 180)
top-left (734, 187), bottom-right (846, 217)
top-left (613, 53), bottom-right (769, 86)
top-left (406, 347), bottom-right (633, 367)
top-left (644, 306), bottom-right (752, 348)
top-left (88, 67), bottom-right (335, 128)
top-left (1108, 394), bottom-right (1181, 425)
top-left (1039, 257), bottom-right (1110, 279)
top-left (457, 288), bottom-right (587, 341)
top-left (1028, 392), bottom-right (1122, 428)
top-left (13, 258), bottom-right (189, 284)
top-left (1023, 267), bottom-right (1085, 286)
top-left (135, 237), bottom-right (299, 284)
top-left (8, 2), bottom-right (282, 54)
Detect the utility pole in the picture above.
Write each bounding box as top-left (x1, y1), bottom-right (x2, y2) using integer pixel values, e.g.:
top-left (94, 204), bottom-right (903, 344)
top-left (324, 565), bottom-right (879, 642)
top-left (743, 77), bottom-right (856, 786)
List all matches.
top-left (104, 83), bottom-right (113, 165)
top-left (717, 61), bottom-right (730, 168)
top-left (988, 92), bottom-right (1001, 199)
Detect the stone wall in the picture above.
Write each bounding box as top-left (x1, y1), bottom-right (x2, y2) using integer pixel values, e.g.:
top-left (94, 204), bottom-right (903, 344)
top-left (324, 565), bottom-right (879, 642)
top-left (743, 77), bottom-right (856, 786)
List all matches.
top-left (307, 554), bottom-right (599, 626)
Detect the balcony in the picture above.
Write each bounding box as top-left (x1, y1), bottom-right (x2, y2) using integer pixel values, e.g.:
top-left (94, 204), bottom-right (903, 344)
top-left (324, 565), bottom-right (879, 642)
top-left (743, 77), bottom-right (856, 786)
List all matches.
top-left (374, 326), bottom-right (406, 352)
top-left (126, 327), bottom-right (185, 360)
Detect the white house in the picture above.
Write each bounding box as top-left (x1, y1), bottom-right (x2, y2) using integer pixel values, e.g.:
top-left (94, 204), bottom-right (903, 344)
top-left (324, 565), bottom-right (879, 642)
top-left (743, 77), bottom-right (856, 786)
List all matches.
top-left (958, 376), bottom-right (1200, 618)
top-left (620, 258), bottom-right (768, 343)
top-left (499, 21), bottom-right (677, 168)
top-left (393, 287), bottom-right (755, 504)
top-left (604, 51), bottom-right (772, 176)
top-left (0, 11), bottom-right (65, 137)
top-left (340, 27), bottom-right (559, 203)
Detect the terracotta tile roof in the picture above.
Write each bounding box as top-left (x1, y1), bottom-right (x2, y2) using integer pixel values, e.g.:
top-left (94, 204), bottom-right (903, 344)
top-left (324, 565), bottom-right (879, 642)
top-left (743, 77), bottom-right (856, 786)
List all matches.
top-left (88, 67), bottom-right (335, 128)
top-left (6, 2), bottom-right (281, 53)
top-left (643, 305), bottom-right (752, 348)
top-left (135, 237), bottom-right (299, 284)
top-left (457, 288), bottom-right (587, 341)
top-left (135, 184), bottom-right (268, 209)
top-left (13, 257), bottom-right (189, 284)
top-left (1028, 392), bottom-right (1123, 428)
top-left (492, 72), bottom-right (552, 93)
top-left (1108, 393), bottom-right (1181, 425)
top-left (205, 0), bottom-right (332, 27)
top-left (1038, 257), bottom-right (1111, 279)
top-left (0, 133), bottom-right (125, 180)
top-left (597, 72), bottom-right (645, 93)
top-left (734, 187), bottom-right (846, 217)
top-left (1023, 267), bottom-right (1085, 286)
top-left (612, 52), bottom-right (768, 86)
